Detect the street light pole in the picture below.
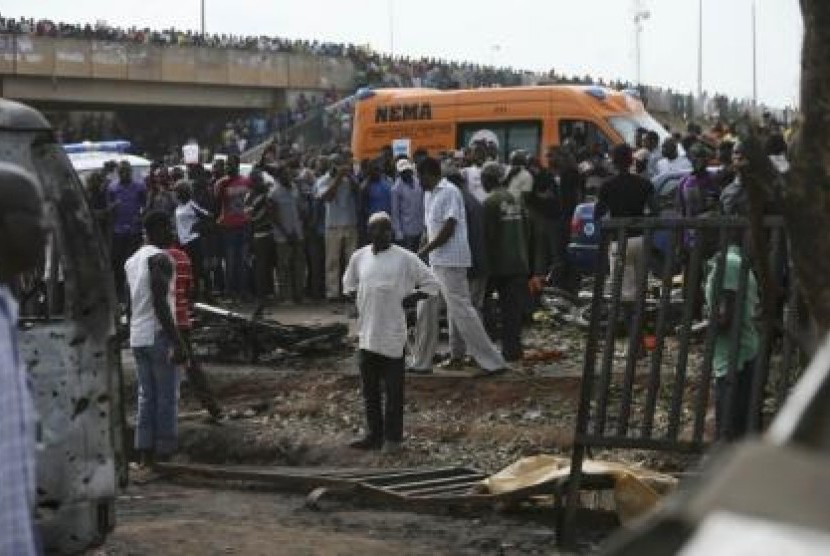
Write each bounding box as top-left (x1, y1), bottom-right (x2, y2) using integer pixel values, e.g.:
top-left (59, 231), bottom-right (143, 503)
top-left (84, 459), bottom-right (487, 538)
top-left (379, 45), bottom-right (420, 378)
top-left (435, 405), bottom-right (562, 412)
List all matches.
top-left (752, 0), bottom-right (758, 106)
top-left (200, 0), bottom-right (205, 35)
top-left (490, 44), bottom-right (501, 67)
top-left (697, 0), bottom-right (703, 97)
top-left (389, 0), bottom-right (394, 55)
top-left (633, 6), bottom-right (650, 86)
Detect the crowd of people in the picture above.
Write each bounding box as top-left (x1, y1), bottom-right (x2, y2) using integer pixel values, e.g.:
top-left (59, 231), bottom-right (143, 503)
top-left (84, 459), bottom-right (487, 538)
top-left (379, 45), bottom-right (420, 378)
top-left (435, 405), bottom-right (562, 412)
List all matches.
top-left (47, 88), bottom-right (342, 160)
top-left (0, 15), bottom-right (801, 554)
top-left (80, 116), bottom-right (791, 456)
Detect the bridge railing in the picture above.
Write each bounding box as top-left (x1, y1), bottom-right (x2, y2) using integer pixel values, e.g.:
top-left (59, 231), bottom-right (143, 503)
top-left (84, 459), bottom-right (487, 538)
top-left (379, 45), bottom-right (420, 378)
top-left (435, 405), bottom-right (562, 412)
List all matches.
top-left (0, 34), bottom-right (355, 91)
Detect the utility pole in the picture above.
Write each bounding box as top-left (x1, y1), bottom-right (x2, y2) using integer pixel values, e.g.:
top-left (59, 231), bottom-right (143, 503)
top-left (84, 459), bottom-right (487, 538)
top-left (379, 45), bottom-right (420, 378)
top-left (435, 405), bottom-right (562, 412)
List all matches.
top-left (752, 0), bottom-right (758, 106)
top-left (200, 0), bottom-right (205, 35)
top-left (697, 0), bottom-right (703, 97)
top-left (490, 44), bottom-right (501, 67)
top-left (389, 0), bottom-right (394, 55)
top-left (633, 2), bottom-right (650, 86)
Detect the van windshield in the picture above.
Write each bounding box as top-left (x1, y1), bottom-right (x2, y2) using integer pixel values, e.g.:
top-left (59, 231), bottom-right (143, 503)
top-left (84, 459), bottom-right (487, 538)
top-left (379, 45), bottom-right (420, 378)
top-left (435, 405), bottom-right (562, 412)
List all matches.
top-left (607, 113), bottom-right (671, 147)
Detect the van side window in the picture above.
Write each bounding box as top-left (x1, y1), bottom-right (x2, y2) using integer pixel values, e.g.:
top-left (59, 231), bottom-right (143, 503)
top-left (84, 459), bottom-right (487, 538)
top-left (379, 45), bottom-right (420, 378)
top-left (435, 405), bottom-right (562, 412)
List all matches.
top-left (458, 121), bottom-right (541, 161)
top-left (558, 120), bottom-right (612, 154)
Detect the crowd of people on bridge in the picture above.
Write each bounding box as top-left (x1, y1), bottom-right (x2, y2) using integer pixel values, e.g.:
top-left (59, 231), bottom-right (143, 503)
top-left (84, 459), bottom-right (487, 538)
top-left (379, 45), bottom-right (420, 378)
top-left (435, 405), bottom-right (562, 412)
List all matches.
top-left (3, 13), bottom-right (782, 128)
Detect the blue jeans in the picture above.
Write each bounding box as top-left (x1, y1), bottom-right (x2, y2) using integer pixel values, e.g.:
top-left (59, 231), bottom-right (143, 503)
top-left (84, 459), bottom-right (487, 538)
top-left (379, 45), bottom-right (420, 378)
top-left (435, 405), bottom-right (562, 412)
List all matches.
top-left (224, 227), bottom-right (249, 296)
top-left (133, 333), bottom-right (179, 456)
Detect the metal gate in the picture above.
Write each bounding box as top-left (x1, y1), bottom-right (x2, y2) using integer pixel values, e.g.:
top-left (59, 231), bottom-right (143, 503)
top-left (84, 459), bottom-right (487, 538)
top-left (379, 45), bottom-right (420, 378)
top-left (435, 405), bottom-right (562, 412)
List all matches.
top-left (561, 216), bottom-right (801, 542)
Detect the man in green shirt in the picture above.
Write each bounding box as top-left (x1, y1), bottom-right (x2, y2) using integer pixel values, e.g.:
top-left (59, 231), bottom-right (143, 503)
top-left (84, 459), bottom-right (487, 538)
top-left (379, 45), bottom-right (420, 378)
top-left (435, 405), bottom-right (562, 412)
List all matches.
top-left (483, 162), bottom-right (529, 362)
top-left (704, 235), bottom-right (759, 441)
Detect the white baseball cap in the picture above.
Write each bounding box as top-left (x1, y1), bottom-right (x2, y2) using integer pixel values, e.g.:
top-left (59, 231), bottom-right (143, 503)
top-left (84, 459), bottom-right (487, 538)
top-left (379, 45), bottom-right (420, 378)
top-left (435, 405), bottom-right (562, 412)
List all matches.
top-left (396, 159), bottom-right (414, 173)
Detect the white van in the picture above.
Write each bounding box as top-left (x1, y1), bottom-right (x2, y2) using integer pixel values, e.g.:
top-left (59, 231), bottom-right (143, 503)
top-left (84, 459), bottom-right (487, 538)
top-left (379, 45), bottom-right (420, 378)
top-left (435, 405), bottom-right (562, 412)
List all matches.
top-left (64, 141), bottom-right (152, 184)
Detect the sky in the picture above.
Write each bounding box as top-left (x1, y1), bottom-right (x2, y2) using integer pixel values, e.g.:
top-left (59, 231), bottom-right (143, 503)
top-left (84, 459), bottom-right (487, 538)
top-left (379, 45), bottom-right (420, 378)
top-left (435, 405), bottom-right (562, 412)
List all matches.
top-left (3, 0), bottom-right (803, 107)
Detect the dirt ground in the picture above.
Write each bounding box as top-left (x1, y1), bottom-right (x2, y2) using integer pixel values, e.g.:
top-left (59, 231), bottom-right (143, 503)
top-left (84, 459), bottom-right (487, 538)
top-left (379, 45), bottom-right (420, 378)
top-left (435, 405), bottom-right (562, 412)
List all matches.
top-left (100, 302), bottom-right (701, 555)
top-left (99, 481), bottom-right (616, 556)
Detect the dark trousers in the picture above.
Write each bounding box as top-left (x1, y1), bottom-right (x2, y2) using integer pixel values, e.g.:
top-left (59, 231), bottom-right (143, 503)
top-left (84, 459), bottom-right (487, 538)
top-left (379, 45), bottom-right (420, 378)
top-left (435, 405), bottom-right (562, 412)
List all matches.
top-left (183, 238), bottom-right (205, 301)
top-left (306, 233), bottom-right (326, 300)
top-left (398, 235), bottom-right (422, 253)
top-left (275, 240), bottom-right (306, 303)
top-left (491, 275), bottom-right (526, 362)
top-left (714, 358), bottom-right (756, 441)
top-left (530, 216), bottom-right (562, 276)
top-left (556, 221), bottom-right (578, 292)
top-left (251, 234), bottom-right (275, 298)
top-left (111, 233), bottom-right (142, 302)
top-left (180, 329), bottom-right (221, 417)
top-left (223, 228), bottom-right (249, 297)
top-left (205, 229), bottom-right (225, 296)
top-left (358, 349), bottom-right (405, 443)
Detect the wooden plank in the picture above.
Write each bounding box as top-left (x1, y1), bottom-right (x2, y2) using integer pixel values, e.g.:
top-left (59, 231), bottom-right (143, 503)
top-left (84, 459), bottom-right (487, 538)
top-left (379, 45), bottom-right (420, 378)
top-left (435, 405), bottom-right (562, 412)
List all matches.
top-left (154, 463), bottom-right (356, 492)
top-left (354, 467), bottom-right (481, 487)
top-left (395, 480), bottom-right (483, 497)
top-left (318, 467), bottom-right (426, 479)
top-left (383, 474), bottom-right (486, 494)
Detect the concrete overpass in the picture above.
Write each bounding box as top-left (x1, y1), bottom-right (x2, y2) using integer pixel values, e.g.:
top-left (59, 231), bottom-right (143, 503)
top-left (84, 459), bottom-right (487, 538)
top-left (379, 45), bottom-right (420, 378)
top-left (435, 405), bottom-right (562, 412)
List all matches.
top-left (0, 34), bottom-right (356, 110)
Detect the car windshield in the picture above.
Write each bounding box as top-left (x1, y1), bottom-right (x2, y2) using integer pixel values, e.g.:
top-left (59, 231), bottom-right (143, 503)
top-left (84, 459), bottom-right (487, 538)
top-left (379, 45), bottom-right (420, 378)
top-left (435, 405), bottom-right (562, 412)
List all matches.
top-left (607, 113), bottom-right (671, 147)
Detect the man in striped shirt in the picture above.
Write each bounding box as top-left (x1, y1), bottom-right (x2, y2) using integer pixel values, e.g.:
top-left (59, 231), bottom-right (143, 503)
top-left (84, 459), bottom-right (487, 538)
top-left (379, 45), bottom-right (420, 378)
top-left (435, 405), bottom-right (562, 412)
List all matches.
top-left (166, 245), bottom-right (222, 419)
top-left (0, 163), bottom-right (45, 555)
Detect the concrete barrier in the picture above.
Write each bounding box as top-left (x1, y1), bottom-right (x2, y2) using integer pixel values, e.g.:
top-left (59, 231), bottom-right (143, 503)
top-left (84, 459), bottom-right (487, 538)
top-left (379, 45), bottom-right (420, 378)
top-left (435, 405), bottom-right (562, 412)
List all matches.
top-left (0, 34), bottom-right (354, 91)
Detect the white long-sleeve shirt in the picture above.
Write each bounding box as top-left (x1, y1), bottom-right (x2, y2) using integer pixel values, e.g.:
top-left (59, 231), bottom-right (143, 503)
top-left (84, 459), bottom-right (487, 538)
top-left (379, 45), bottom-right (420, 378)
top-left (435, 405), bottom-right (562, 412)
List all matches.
top-left (343, 245), bottom-right (440, 358)
top-left (656, 155), bottom-right (692, 176)
top-left (0, 285), bottom-right (37, 555)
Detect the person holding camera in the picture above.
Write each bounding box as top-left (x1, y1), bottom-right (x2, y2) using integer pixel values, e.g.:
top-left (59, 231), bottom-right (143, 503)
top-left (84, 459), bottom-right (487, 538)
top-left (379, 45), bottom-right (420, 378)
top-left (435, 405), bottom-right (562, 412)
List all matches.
top-left (315, 153), bottom-right (359, 301)
top-left (269, 164), bottom-right (307, 304)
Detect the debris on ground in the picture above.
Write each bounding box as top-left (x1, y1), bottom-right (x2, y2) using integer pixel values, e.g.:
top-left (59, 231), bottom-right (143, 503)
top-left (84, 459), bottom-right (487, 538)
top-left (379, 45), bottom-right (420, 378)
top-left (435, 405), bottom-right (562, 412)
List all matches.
top-left (482, 455), bottom-right (678, 524)
top-left (189, 302), bottom-right (349, 363)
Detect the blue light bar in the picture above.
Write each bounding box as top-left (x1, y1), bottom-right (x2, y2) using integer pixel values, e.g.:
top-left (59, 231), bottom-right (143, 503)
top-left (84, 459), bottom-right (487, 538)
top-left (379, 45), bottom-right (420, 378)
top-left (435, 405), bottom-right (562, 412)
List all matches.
top-left (63, 140), bottom-right (132, 154)
top-left (584, 87), bottom-right (607, 101)
top-left (355, 87), bottom-right (375, 101)
top-left (622, 88), bottom-right (642, 99)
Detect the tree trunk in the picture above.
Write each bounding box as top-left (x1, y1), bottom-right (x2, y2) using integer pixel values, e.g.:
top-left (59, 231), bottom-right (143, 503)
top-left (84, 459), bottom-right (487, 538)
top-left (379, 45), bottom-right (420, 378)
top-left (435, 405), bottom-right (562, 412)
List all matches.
top-left (783, 1), bottom-right (830, 336)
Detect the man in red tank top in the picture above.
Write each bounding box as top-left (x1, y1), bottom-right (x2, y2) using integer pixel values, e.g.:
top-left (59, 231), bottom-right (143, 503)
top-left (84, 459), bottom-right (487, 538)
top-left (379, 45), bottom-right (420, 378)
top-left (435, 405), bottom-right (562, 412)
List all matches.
top-left (166, 245), bottom-right (222, 419)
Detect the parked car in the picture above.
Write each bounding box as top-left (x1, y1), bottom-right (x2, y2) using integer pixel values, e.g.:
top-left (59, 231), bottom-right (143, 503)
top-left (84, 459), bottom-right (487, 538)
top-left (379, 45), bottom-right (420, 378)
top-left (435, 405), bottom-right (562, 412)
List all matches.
top-left (566, 171), bottom-right (693, 278)
top-left (64, 140), bottom-right (153, 184)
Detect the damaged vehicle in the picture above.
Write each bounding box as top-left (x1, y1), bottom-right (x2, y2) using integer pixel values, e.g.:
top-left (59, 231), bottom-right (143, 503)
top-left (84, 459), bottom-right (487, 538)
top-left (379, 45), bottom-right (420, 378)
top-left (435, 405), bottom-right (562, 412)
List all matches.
top-left (3, 99), bottom-right (124, 553)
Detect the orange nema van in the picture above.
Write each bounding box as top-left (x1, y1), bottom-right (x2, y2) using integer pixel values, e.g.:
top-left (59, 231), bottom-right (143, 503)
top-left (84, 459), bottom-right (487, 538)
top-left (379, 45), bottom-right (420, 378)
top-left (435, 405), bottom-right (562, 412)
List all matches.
top-left (351, 85), bottom-right (670, 162)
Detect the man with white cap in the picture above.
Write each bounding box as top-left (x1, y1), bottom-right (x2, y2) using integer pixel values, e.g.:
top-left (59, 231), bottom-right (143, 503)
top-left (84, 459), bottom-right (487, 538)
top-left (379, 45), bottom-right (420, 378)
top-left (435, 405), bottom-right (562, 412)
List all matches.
top-left (390, 158), bottom-right (424, 252)
top-left (342, 211), bottom-right (439, 453)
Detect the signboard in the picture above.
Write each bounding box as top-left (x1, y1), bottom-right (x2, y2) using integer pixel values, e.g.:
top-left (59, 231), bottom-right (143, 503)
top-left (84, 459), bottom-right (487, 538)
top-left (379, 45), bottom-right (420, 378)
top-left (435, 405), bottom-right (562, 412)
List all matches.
top-left (392, 138), bottom-right (411, 159)
top-left (182, 143), bottom-right (200, 164)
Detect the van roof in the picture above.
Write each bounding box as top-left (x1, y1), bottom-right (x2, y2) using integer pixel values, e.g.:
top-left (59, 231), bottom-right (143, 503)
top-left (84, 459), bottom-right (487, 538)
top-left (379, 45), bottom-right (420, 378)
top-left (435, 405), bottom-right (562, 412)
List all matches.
top-left (0, 98), bottom-right (52, 131)
top-left (359, 85), bottom-right (643, 113)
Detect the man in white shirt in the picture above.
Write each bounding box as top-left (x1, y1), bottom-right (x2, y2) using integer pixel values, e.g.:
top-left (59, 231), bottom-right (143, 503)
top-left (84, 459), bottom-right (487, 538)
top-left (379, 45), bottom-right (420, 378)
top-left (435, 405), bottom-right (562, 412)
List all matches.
top-left (342, 212), bottom-right (439, 453)
top-left (644, 131), bottom-right (662, 178)
top-left (656, 137), bottom-right (692, 176)
top-left (125, 211), bottom-right (187, 468)
top-left (174, 180), bottom-right (210, 300)
top-left (408, 157), bottom-right (508, 376)
top-left (460, 143), bottom-right (487, 203)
